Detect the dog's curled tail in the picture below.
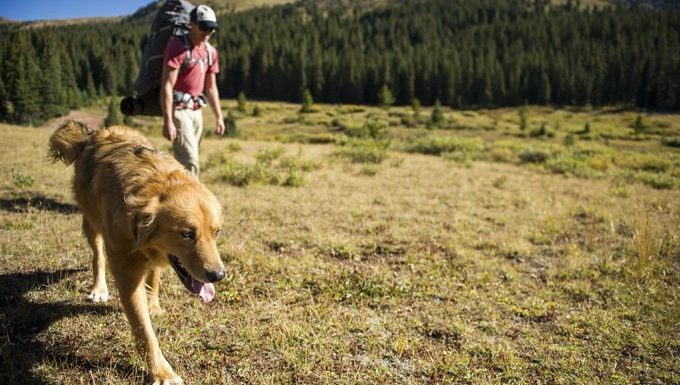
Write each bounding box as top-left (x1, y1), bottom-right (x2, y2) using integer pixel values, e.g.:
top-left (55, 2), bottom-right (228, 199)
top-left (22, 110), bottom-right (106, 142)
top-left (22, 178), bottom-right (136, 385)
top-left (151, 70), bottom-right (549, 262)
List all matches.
top-left (48, 120), bottom-right (95, 165)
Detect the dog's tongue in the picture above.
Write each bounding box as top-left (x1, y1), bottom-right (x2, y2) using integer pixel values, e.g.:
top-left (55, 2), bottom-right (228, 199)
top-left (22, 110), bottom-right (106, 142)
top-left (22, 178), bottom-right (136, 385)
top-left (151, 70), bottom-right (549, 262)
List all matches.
top-left (191, 279), bottom-right (215, 303)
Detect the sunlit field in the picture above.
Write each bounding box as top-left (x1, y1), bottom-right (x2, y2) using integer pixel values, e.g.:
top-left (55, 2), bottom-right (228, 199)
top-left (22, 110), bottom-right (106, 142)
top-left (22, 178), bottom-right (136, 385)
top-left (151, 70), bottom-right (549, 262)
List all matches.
top-left (1, 100), bottom-right (678, 384)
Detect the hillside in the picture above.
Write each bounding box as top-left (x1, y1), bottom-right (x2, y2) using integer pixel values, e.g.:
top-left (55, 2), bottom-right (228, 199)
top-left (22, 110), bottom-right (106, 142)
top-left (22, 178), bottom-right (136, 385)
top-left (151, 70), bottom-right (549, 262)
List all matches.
top-left (1, 0), bottom-right (678, 126)
top-left (5, 0), bottom-right (678, 27)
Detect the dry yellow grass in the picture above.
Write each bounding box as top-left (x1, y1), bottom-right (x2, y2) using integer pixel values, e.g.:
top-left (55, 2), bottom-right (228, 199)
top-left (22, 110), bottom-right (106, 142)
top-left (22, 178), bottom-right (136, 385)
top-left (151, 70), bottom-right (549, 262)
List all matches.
top-left (1, 101), bottom-right (679, 384)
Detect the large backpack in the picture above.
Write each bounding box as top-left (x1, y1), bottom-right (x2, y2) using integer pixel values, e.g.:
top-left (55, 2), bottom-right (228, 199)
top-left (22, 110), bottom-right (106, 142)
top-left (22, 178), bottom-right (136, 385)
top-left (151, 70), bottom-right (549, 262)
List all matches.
top-left (121, 0), bottom-right (213, 116)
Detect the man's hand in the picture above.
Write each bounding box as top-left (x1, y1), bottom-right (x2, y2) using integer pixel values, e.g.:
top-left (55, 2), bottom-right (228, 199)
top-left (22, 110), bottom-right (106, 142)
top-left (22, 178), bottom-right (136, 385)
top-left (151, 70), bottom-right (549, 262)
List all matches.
top-left (215, 118), bottom-right (226, 136)
top-left (163, 121), bottom-right (177, 142)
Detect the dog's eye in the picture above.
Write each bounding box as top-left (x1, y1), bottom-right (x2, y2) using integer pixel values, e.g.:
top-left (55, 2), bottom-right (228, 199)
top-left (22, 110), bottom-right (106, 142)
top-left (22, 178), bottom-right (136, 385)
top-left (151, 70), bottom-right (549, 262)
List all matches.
top-left (214, 229), bottom-right (222, 238)
top-left (181, 230), bottom-right (196, 240)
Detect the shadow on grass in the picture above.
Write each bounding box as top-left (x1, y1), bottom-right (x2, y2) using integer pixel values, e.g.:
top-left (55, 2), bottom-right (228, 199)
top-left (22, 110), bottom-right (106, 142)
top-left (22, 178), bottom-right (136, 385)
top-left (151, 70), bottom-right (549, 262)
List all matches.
top-left (0, 269), bottom-right (132, 384)
top-left (0, 195), bottom-right (79, 214)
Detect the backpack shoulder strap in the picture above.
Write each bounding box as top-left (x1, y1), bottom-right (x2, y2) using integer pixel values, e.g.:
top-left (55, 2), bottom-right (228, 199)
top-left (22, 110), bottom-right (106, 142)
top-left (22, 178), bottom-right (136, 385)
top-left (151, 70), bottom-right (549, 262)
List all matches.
top-left (205, 42), bottom-right (214, 67)
top-left (179, 34), bottom-right (192, 73)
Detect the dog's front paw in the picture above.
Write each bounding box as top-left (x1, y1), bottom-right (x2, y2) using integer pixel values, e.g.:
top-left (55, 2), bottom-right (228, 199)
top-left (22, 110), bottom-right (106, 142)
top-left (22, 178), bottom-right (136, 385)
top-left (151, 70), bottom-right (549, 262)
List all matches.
top-left (149, 303), bottom-right (166, 317)
top-left (87, 287), bottom-right (109, 302)
top-left (151, 374), bottom-right (183, 385)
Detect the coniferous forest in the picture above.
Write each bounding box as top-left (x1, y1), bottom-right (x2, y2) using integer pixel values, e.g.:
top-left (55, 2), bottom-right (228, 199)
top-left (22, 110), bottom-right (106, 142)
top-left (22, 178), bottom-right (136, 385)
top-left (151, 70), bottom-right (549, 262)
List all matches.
top-left (0, 0), bottom-right (678, 125)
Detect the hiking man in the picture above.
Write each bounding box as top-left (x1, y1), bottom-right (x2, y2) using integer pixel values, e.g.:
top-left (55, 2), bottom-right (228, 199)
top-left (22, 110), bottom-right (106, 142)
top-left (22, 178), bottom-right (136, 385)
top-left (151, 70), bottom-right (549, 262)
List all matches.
top-left (161, 4), bottom-right (224, 177)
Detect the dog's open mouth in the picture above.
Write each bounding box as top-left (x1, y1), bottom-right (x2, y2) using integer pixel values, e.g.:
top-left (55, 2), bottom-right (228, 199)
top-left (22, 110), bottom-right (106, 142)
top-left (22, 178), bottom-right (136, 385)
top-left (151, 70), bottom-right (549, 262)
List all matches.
top-left (169, 254), bottom-right (216, 303)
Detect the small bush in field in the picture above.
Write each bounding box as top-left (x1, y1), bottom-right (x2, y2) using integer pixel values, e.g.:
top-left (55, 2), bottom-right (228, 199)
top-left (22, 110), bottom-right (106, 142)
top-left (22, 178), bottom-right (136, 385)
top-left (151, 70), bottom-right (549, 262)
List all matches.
top-left (518, 107), bottom-right (528, 131)
top-left (411, 98), bottom-right (421, 118)
top-left (212, 147), bottom-right (316, 187)
top-left (618, 154), bottom-right (671, 173)
top-left (632, 115), bottom-right (646, 134)
top-left (358, 164), bottom-right (380, 176)
top-left (237, 92), bottom-right (247, 113)
top-left (661, 136), bottom-right (680, 148)
top-left (428, 100), bottom-right (444, 129)
top-left (530, 122), bottom-right (548, 137)
top-left (405, 135), bottom-right (482, 156)
top-left (487, 147), bottom-right (517, 163)
top-left (225, 111), bottom-right (239, 138)
top-left (282, 169), bottom-right (305, 187)
top-left (378, 85), bottom-right (395, 109)
top-left (334, 138), bottom-right (389, 164)
top-left (12, 169), bottom-right (34, 189)
top-left (518, 148), bottom-right (552, 164)
top-left (588, 156), bottom-right (612, 172)
top-left (255, 147), bottom-right (286, 166)
top-left (345, 119), bottom-right (386, 140)
top-left (443, 151), bottom-right (474, 167)
top-left (546, 156), bottom-right (597, 178)
top-left (300, 88), bottom-right (314, 113)
top-left (636, 173), bottom-right (676, 190)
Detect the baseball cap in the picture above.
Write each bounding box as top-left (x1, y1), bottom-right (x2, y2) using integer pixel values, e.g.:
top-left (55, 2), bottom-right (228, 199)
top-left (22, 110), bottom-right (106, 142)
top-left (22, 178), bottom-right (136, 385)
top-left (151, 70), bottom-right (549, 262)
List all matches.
top-left (191, 5), bottom-right (218, 31)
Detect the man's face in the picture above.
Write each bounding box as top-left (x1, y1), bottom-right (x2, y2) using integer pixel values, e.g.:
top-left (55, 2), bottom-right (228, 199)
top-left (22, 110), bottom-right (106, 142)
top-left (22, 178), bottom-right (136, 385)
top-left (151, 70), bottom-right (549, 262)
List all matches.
top-left (190, 22), bottom-right (215, 43)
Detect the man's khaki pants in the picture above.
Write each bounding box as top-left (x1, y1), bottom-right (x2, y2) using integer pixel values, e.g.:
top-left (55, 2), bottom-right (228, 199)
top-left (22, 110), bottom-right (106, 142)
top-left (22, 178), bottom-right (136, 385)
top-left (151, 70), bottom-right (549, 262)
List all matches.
top-left (172, 108), bottom-right (203, 177)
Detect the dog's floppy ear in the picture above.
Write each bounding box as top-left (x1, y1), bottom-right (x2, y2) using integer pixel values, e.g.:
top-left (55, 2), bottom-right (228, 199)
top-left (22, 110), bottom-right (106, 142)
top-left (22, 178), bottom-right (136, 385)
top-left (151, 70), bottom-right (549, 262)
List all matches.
top-left (132, 197), bottom-right (159, 250)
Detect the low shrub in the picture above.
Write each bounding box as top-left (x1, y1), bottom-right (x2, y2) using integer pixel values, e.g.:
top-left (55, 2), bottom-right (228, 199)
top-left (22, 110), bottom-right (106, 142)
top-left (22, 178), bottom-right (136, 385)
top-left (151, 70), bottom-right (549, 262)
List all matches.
top-left (587, 156), bottom-right (613, 172)
top-left (345, 119), bottom-right (387, 140)
top-left (334, 138), bottom-right (389, 164)
top-left (212, 147), bottom-right (316, 187)
top-left (618, 154), bottom-right (671, 173)
top-left (442, 151), bottom-right (474, 167)
top-left (661, 136), bottom-right (680, 148)
top-left (405, 136), bottom-right (483, 156)
top-left (518, 148), bottom-right (552, 164)
top-left (12, 169), bottom-right (34, 189)
top-left (635, 172), bottom-right (676, 190)
top-left (486, 147), bottom-right (517, 163)
top-left (277, 133), bottom-right (336, 144)
top-left (546, 156), bottom-right (598, 178)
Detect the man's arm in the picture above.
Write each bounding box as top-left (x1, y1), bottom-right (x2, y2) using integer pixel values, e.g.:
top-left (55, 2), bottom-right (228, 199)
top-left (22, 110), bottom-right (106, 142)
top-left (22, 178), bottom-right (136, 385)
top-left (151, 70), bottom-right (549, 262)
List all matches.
top-left (160, 63), bottom-right (179, 141)
top-left (204, 72), bottom-right (225, 135)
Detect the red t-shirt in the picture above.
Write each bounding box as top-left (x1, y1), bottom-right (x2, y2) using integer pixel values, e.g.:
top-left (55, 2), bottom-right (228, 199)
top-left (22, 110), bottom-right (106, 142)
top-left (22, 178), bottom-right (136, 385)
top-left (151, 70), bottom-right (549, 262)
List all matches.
top-left (163, 36), bottom-right (219, 96)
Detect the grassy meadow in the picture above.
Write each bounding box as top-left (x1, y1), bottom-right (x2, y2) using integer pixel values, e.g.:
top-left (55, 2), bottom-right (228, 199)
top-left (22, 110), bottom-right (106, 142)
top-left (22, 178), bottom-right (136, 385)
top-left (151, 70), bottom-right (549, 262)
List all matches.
top-left (0, 99), bottom-right (679, 384)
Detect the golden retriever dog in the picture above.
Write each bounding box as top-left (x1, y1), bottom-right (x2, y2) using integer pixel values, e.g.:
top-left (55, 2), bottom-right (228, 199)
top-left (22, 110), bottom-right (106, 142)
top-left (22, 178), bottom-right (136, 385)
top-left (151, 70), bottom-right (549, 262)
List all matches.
top-left (49, 121), bottom-right (225, 384)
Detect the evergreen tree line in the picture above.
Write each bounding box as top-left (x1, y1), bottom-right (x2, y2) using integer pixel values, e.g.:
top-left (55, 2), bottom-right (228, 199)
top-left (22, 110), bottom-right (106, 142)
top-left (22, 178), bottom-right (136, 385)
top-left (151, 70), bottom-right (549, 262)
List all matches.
top-left (214, 0), bottom-right (679, 109)
top-left (0, 0), bottom-right (678, 125)
top-left (0, 22), bottom-right (145, 124)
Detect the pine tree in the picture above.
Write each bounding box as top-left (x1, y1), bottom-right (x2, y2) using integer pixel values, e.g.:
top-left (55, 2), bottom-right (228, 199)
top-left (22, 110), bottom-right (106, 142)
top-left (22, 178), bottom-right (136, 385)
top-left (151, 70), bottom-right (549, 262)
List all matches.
top-left (428, 100), bottom-right (444, 129)
top-left (237, 92), bottom-right (247, 113)
top-left (84, 71), bottom-right (97, 103)
top-left (411, 98), bottom-right (421, 119)
top-left (225, 110), bottom-right (239, 138)
top-left (633, 115), bottom-right (646, 134)
top-left (7, 32), bottom-right (41, 124)
top-left (103, 96), bottom-right (121, 127)
top-left (300, 88), bottom-right (314, 113)
top-left (39, 35), bottom-right (67, 118)
top-left (519, 106), bottom-right (528, 131)
top-left (378, 84), bottom-right (394, 109)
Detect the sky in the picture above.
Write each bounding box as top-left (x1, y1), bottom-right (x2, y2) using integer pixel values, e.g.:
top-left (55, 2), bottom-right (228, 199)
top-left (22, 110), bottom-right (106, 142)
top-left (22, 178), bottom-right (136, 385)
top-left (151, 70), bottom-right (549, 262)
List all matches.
top-left (0, 0), bottom-right (151, 21)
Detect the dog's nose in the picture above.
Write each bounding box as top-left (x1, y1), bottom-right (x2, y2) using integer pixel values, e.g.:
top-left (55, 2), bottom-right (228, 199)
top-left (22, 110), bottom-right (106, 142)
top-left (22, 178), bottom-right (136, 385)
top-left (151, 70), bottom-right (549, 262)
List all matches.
top-left (205, 269), bottom-right (225, 283)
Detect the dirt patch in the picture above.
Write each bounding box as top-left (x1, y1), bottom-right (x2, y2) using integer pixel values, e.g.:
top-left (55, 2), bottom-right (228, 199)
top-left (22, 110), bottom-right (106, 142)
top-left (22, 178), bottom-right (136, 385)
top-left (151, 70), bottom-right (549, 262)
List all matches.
top-left (45, 110), bottom-right (103, 130)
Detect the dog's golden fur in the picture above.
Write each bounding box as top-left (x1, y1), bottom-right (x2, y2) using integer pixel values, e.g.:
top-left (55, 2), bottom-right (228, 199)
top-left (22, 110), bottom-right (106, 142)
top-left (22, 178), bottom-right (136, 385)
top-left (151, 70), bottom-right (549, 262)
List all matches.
top-left (49, 121), bottom-right (224, 384)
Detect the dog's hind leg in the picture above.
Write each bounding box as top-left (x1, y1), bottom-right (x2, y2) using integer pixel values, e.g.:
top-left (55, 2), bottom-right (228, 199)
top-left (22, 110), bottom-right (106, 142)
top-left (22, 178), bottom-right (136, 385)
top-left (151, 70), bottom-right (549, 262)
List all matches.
top-left (83, 218), bottom-right (109, 302)
top-left (110, 256), bottom-right (182, 385)
top-left (146, 269), bottom-right (165, 317)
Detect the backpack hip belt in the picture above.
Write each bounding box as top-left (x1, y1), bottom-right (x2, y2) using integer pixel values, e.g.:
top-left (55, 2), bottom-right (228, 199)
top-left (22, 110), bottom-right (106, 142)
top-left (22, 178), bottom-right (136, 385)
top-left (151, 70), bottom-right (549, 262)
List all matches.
top-left (173, 90), bottom-right (207, 110)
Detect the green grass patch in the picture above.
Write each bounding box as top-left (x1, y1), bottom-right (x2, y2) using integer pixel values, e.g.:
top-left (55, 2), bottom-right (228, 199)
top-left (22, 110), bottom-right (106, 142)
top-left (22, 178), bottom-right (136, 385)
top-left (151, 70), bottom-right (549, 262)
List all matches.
top-left (207, 147), bottom-right (318, 187)
top-left (333, 137), bottom-right (389, 164)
